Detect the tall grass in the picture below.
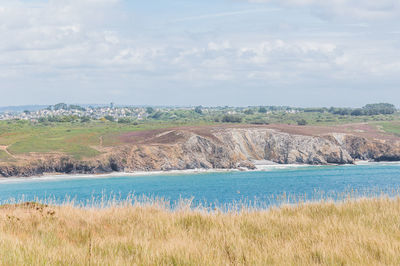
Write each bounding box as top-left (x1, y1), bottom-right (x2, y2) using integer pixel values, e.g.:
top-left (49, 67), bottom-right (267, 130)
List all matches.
top-left (1, 196), bottom-right (400, 265)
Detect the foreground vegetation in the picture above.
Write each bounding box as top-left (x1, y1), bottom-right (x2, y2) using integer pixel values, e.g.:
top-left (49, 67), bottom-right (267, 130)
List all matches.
top-left (1, 198), bottom-right (400, 265)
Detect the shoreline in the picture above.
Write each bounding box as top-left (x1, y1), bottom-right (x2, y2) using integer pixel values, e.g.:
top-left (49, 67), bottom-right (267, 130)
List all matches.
top-left (1, 160), bottom-right (399, 183)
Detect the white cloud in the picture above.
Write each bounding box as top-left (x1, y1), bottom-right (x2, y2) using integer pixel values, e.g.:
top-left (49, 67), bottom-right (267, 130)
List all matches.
top-left (0, 0), bottom-right (139, 76)
top-left (0, 0), bottom-right (397, 83)
top-left (247, 0), bottom-right (400, 19)
top-left (172, 8), bottom-right (279, 22)
top-left (208, 41), bottom-right (231, 51)
top-left (0, 1), bottom-right (400, 106)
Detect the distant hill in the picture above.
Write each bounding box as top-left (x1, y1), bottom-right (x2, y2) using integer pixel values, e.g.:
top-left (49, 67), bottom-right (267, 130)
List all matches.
top-left (0, 105), bottom-right (48, 113)
top-left (0, 104), bottom-right (110, 113)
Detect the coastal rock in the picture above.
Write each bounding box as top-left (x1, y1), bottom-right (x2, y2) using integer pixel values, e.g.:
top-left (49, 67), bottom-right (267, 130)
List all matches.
top-left (213, 128), bottom-right (353, 165)
top-left (1, 126), bottom-right (400, 177)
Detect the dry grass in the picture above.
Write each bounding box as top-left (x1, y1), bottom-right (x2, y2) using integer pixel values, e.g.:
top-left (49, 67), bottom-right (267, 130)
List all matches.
top-left (0, 198), bottom-right (400, 265)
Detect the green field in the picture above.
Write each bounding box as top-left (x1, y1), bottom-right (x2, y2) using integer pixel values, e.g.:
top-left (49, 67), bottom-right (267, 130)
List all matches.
top-left (0, 120), bottom-right (214, 160)
top-left (376, 121), bottom-right (400, 136)
top-left (242, 111), bottom-right (399, 126)
top-left (0, 150), bottom-right (14, 162)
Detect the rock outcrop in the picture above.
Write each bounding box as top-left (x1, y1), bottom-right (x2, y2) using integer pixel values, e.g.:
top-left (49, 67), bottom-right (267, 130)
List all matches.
top-left (1, 127), bottom-right (400, 177)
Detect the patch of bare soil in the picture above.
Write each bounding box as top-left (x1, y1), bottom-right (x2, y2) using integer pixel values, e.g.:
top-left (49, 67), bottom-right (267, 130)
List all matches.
top-left (118, 126), bottom-right (226, 145)
top-left (266, 123), bottom-right (399, 141)
top-left (0, 145), bottom-right (13, 157)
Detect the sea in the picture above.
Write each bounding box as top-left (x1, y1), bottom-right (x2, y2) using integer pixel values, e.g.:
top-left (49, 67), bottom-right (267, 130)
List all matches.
top-left (1, 162), bottom-right (400, 209)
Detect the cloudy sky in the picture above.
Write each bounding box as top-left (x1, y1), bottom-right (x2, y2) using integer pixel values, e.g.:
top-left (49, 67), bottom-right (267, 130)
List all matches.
top-left (0, 0), bottom-right (399, 107)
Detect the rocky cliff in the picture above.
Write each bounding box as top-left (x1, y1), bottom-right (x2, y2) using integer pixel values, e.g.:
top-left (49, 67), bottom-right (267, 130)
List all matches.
top-left (1, 126), bottom-right (400, 177)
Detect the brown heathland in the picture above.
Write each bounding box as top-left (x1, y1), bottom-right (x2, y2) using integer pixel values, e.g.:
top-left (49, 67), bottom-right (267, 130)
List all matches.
top-left (117, 123), bottom-right (396, 146)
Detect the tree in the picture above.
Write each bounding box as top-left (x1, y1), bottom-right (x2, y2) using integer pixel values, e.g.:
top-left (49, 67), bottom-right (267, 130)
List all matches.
top-left (54, 103), bottom-right (68, 110)
top-left (303, 108), bottom-right (326, 113)
top-left (150, 111), bottom-right (162, 119)
top-left (70, 105), bottom-right (86, 111)
top-left (258, 107), bottom-right (267, 113)
top-left (146, 107), bottom-right (154, 114)
top-left (244, 109), bottom-right (254, 115)
top-left (363, 103), bottom-right (396, 115)
top-left (329, 108), bottom-right (351, 116)
top-left (194, 106), bottom-right (203, 114)
top-left (351, 109), bottom-right (364, 116)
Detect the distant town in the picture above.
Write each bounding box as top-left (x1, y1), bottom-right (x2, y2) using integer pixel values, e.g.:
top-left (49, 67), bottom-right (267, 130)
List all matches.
top-left (0, 103), bottom-right (397, 126)
top-left (0, 103), bottom-right (151, 122)
top-left (0, 103), bottom-right (299, 123)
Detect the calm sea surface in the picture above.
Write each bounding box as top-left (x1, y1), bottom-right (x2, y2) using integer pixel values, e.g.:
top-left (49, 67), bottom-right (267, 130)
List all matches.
top-left (1, 163), bottom-right (400, 208)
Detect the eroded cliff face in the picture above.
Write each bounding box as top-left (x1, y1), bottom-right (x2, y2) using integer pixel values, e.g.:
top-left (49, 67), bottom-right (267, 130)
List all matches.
top-left (213, 129), bottom-right (354, 165)
top-left (1, 127), bottom-right (399, 177)
top-left (328, 133), bottom-right (400, 162)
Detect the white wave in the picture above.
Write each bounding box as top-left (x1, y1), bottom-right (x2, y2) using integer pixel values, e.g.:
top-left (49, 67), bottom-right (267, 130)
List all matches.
top-left (0, 168), bottom-right (240, 184)
top-left (354, 160), bottom-right (400, 166)
top-left (253, 164), bottom-right (317, 171)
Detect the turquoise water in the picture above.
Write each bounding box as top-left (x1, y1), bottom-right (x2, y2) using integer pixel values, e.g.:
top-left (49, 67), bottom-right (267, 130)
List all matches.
top-left (0, 163), bottom-right (400, 208)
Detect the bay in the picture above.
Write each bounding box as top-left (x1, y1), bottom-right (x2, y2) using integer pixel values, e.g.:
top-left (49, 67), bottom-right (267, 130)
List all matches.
top-left (1, 163), bottom-right (400, 208)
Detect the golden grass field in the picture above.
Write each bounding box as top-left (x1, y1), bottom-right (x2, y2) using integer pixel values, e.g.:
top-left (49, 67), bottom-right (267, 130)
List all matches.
top-left (0, 198), bottom-right (400, 265)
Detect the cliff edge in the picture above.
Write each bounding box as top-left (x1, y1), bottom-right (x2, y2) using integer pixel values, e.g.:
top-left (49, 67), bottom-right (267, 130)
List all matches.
top-left (1, 125), bottom-right (399, 177)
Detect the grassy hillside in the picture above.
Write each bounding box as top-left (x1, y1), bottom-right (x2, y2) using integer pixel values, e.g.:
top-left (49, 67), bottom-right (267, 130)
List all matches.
top-left (378, 121), bottom-right (400, 136)
top-left (0, 198), bottom-right (400, 265)
top-left (1, 116), bottom-right (400, 162)
top-left (0, 121), bottom-right (211, 160)
top-left (0, 150), bottom-right (14, 162)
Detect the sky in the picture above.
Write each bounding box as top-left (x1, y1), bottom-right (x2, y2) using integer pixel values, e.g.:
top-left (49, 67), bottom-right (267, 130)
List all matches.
top-left (0, 0), bottom-right (399, 107)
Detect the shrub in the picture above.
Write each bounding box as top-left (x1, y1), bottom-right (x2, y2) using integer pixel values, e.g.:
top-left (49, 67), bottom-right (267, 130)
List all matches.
top-left (38, 117), bottom-right (47, 123)
top-left (150, 112), bottom-right (162, 119)
top-left (104, 115), bottom-right (115, 122)
top-left (297, 119), bottom-right (307, 126)
top-left (222, 115), bottom-right (242, 123)
top-left (249, 119), bottom-right (269, 125)
top-left (80, 116), bottom-right (91, 123)
top-left (117, 118), bottom-right (132, 124)
top-left (244, 109), bottom-right (254, 115)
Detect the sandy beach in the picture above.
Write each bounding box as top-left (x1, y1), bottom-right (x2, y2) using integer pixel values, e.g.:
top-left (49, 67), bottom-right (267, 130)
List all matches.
top-left (1, 160), bottom-right (399, 184)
